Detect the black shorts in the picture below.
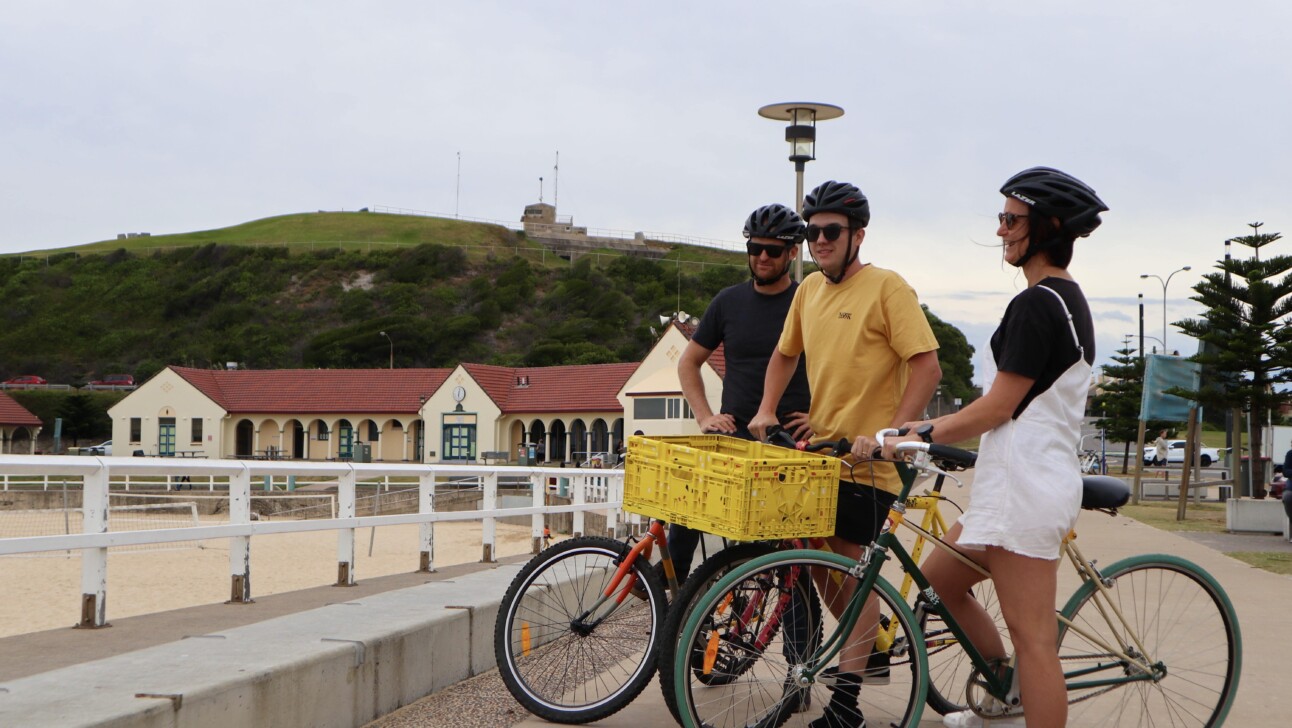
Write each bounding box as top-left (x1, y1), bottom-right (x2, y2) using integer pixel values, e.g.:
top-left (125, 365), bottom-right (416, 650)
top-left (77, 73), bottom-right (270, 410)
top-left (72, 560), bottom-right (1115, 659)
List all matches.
top-left (834, 481), bottom-right (898, 545)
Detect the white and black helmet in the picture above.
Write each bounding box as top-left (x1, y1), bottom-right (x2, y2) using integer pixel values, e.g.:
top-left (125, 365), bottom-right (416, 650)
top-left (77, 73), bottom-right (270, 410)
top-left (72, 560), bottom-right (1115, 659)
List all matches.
top-left (743, 203), bottom-right (806, 245)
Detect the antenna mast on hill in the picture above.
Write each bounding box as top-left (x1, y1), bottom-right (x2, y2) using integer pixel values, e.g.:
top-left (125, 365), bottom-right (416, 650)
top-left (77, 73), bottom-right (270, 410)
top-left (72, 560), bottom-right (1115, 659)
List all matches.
top-left (554, 151), bottom-right (559, 210)
top-left (538, 176), bottom-right (544, 203)
top-left (455, 151), bottom-right (461, 218)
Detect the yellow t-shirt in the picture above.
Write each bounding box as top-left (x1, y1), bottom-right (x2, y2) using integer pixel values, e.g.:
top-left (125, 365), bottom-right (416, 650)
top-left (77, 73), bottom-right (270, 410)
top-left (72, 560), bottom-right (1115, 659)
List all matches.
top-left (778, 265), bottom-right (940, 494)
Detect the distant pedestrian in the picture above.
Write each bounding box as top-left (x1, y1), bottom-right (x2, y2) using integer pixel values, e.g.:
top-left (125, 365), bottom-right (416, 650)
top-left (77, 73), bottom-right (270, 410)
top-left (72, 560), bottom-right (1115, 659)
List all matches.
top-left (1152, 430), bottom-right (1169, 466)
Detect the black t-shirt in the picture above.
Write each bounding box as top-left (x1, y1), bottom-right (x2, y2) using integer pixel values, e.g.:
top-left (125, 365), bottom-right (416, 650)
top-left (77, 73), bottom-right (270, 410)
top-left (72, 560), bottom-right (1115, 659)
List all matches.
top-left (692, 281), bottom-right (811, 432)
top-left (991, 277), bottom-right (1095, 419)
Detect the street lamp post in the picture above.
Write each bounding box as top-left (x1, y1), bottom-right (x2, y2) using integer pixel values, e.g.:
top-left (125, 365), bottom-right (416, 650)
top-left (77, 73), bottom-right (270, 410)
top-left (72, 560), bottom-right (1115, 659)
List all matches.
top-left (758, 102), bottom-right (845, 282)
top-left (1139, 266), bottom-right (1191, 353)
top-left (379, 331), bottom-right (393, 369)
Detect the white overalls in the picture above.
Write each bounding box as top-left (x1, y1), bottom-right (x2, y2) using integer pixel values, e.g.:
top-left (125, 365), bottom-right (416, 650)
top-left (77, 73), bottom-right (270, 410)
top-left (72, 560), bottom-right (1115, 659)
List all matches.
top-left (957, 285), bottom-right (1090, 560)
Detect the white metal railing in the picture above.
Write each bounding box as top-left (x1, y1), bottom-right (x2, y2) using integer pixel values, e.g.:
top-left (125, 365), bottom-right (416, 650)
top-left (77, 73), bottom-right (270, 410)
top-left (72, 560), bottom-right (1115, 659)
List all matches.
top-left (0, 455), bottom-right (628, 629)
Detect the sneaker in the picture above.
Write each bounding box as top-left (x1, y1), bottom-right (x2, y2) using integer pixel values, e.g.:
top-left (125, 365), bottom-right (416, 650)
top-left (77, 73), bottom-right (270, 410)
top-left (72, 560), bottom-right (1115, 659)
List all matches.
top-left (861, 647), bottom-right (890, 685)
top-left (942, 709), bottom-right (1025, 727)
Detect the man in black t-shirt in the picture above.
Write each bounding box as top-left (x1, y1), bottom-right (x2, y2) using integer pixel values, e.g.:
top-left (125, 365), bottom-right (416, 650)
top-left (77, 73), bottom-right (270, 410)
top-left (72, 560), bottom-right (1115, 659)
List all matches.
top-left (672, 203), bottom-right (812, 580)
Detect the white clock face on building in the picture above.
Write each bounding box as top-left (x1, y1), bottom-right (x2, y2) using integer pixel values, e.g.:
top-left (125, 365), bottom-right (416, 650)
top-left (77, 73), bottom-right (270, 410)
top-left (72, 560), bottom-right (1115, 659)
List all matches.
top-left (453, 386), bottom-right (466, 402)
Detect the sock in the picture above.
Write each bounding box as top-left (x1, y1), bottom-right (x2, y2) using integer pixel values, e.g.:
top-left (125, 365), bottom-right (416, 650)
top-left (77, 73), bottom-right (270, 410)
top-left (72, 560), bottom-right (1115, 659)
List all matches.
top-left (808, 669), bottom-right (865, 728)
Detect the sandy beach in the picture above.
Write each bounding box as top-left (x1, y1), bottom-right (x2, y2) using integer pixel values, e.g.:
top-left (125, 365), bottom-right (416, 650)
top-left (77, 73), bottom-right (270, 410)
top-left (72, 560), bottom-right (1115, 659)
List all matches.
top-left (0, 520), bottom-right (540, 638)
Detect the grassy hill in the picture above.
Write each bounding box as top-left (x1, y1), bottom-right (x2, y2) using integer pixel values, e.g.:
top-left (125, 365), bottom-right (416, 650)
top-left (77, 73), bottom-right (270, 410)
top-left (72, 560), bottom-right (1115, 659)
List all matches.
top-left (0, 210), bottom-right (977, 426)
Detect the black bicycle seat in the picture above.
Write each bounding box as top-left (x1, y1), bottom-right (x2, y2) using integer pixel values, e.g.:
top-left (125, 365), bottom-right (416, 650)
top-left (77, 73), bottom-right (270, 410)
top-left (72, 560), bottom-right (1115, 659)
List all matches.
top-left (1081, 475), bottom-right (1130, 510)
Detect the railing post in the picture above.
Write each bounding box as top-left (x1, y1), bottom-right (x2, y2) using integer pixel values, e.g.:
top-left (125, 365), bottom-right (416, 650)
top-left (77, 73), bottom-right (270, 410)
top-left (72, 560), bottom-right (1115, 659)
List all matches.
top-left (482, 471), bottom-right (497, 563)
top-left (228, 467), bottom-right (253, 603)
top-left (418, 472), bottom-right (435, 572)
top-left (78, 466), bottom-right (110, 629)
top-left (531, 471), bottom-right (545, 554)
top-left (604, 474), bottom-right (619, 538)
top-left (573, 474), bottom-right (586, 537)
top-left (336, 467), bottom-right (357, 586)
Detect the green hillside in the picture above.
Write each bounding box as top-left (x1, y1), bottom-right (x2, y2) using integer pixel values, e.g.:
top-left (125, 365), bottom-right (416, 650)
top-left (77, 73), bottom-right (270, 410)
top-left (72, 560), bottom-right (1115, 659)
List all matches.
top-left (0, 211), bottom-right (976, 409)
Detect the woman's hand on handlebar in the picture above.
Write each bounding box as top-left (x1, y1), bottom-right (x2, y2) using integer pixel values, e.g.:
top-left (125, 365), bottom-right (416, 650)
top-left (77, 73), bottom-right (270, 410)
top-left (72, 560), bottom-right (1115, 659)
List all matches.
top-left (879, 430), bottom-right (923, 461)
top-left (851, 434), bottom-right (880, 461)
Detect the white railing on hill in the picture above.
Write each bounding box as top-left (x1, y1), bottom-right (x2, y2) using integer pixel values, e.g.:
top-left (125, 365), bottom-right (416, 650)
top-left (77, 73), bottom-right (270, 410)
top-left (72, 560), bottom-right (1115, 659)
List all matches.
top-left (0, 455), bottom-right (629, 629)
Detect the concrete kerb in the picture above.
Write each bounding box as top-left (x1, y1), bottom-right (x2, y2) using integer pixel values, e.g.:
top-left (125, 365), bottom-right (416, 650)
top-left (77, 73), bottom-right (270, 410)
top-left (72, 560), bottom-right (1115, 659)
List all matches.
top-left (0, 563), bottom-right (528, 728)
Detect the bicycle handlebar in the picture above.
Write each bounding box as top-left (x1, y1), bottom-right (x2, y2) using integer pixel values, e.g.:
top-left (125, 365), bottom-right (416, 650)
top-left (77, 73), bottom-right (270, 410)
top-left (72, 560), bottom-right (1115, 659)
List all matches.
top-left (875, 427), bottom-right (978, 469)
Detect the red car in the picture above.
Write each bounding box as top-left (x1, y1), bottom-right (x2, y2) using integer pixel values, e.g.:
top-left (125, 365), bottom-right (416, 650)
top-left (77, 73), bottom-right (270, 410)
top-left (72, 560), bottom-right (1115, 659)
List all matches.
top-left (90, 374), bottom-right (135, 387)
top-left (4, 375), bottom-right (47, 385)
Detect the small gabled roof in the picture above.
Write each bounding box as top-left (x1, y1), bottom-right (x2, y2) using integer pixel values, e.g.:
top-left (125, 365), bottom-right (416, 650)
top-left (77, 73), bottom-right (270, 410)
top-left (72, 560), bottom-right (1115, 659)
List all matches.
top-left (0, 391), bottom-right (42, 426)
top-left (464, 362), bottom-right (639, 413)
top-left (170, 366), bottom-right (451, 414)
top-left (674, 321), bottom-right (726, 378)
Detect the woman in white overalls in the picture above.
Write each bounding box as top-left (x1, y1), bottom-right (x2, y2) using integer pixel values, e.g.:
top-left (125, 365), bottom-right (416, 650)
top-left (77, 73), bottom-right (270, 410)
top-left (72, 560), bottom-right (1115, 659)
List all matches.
top-left (883, 167), bottom-right (1107, 728)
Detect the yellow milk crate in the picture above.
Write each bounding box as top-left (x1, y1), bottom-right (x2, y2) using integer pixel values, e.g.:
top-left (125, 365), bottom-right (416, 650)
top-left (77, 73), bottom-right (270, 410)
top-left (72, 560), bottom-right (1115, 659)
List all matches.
top-left (623, 434), bottom-right (840, 541)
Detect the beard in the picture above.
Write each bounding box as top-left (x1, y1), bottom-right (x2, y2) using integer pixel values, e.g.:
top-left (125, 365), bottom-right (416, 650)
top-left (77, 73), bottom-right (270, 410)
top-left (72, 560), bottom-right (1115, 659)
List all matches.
top-left (749, 258), bottom-right (791, 286)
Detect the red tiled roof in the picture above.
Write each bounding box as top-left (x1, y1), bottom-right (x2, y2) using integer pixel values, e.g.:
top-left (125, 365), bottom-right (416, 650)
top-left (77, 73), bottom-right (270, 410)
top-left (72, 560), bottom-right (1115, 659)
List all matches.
top-left (171, 367), bottom-right (451, 414)
top-left (674, 321), bottom-right (726, 378)
top-left (464, 362), bottom-right (640, 413)
top-left (0, 391), bottom-right (41, 426)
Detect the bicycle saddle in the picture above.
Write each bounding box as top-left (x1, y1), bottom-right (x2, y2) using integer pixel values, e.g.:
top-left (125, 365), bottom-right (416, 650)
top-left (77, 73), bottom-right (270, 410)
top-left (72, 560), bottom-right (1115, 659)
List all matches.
top-left (1081, 475), bottom-right (1130, 510)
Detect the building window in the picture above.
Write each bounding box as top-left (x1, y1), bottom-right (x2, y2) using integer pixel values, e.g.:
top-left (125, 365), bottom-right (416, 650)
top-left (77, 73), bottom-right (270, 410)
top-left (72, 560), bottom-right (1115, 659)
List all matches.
top-left (634, 398), bottom-right (666, 420)
top-left (368, 422), bottom-right (379, 440)
top-left (317, 422), bottom-right (329, 441)
top-left (191, 418), bottom-right (203, 444)
top-left (130, 418), bottom-right (142, 443)
top-left (667, 398), bottom-right (693, 419)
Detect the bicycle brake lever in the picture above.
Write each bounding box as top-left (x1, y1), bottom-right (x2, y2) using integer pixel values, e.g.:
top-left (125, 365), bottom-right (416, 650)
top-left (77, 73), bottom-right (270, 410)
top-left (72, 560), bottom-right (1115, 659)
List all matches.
top-left (910, 451), bottom-right (964, 488)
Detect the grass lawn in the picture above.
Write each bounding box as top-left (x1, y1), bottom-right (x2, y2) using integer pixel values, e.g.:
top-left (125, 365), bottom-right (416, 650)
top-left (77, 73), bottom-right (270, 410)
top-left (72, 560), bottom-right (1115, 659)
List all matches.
top-left (1119, 501), bottom-right (1228, 532)
top-left (1226, 551), bottom-right (1292, 575)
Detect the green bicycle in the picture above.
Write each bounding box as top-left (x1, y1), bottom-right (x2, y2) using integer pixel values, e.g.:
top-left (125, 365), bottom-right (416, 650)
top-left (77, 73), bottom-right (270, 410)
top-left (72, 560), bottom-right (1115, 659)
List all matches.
top-left (672, 429), bottom-right (1242, 728)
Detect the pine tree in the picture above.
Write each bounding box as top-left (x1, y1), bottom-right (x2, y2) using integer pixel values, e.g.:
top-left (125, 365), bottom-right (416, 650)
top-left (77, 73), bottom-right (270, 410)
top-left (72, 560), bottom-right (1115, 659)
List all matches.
top-left (1176, 223), bottom-right (1292, 497)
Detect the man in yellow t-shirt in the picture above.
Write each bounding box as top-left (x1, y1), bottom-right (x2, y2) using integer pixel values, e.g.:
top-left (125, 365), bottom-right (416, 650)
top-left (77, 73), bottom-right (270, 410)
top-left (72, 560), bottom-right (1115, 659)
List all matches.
top-left (750, 179), bottom-right (940, 728)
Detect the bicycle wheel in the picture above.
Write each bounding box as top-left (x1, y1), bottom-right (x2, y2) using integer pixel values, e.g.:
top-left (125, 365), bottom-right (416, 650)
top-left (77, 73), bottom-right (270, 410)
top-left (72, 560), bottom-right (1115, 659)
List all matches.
top-left (919, 580), bottom-right (1008, 715)
top-left (494, 536), bottom-right (667, 724)
top-left (659, 542), bottom-right (823, 724)
top-left (674, 549), bottom-right (927, 728)
top-left (1057, 554), bottom-right (1242, 727)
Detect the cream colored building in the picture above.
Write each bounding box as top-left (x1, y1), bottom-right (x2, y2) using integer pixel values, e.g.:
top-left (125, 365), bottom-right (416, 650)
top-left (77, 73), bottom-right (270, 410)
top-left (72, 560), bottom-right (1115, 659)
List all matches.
top-left (107, 324), bottom-right (719, 463)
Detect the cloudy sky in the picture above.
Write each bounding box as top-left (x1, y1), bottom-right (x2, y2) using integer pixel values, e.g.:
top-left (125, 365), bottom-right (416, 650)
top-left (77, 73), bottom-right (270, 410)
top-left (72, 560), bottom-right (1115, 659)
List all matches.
top-left (4, 1), bottom-right (1289, 380)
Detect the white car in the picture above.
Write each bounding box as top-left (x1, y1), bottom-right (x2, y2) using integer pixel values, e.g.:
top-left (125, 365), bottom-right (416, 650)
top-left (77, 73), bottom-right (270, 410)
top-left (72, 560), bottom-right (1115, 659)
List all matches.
top-left (82, 440), bottom-right (113, 456)
top-left (1143, 440), bottom-right (1220, 467)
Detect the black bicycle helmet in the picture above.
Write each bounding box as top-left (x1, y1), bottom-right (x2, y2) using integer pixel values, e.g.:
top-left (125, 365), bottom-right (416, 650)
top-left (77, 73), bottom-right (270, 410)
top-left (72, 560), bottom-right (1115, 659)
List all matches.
top-left (802, 180), bottom-right (870, 228)
top-left (1000, 166), bottom-right (1108, 238)
top-left (743, 203), bottom-right (806, 245)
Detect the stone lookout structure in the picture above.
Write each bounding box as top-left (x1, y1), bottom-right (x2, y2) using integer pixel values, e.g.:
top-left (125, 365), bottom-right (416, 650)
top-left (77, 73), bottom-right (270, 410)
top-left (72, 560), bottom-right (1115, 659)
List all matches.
top-left (521, 203), bottom-right (668, 260)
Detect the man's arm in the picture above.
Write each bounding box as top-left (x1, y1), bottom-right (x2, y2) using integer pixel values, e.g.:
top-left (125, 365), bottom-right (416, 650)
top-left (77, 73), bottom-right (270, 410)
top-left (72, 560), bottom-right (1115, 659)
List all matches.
top-left (678, 340), bottom-right (736, 434)
top-left (748, 349), bottom-right (800, 441)
top-left (891, 350), bottom-right (941, 426)
top-left (854, 349), bottom-right (941, 459)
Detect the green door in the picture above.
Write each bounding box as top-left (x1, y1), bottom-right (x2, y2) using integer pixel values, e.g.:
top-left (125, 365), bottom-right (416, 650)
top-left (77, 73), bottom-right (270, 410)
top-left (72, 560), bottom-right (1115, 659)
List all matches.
top-left (158, 418), bottom-right (176, 457)
top-left (443, 424), bottom-right (476, 461)
top-left (338, 422), bottom-right (353, 460)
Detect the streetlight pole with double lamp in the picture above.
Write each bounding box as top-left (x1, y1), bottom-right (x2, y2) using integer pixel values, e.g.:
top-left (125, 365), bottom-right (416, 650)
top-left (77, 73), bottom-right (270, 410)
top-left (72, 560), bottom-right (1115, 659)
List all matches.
top-left (758, 102), bottom-right (844, 282)
top-left (379, 331), bottom-right (393, 369)
top-left (1139, 266), bottom-right (1191, 353)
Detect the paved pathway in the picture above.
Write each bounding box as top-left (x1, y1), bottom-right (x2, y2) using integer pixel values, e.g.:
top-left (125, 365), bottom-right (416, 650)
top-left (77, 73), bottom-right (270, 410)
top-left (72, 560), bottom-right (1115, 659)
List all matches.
top-left (376, 494), bottom-right (1292, 728)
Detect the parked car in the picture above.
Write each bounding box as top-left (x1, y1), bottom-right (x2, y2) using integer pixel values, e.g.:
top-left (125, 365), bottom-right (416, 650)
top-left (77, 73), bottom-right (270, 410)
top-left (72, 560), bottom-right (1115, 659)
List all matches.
top-left (90, 374), bottom-right (135, 387)
top-left (1143, 439), bottom-right (1221, 467)
top-left (82, 440), bottom-right (113, 456)
top-left (3, 375), bottom-right (47, 385)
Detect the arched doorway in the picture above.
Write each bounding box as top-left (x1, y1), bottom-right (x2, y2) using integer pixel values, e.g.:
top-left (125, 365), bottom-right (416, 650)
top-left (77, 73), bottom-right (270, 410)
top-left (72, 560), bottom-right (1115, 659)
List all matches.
top-left (337, 419), bottom-right (354, 460)
top-left (235, 420), bottom-right (254, 458)
top-left (570, 419), bottom-right (588, 464)
top-left (529, 419), bottom-right (547, 462)
top-left (549, 420), bottom-right (568, 465)
top-left (591, 418), bottom-right (609, 456)
top-left (287, 420), bottom-right (305, 459)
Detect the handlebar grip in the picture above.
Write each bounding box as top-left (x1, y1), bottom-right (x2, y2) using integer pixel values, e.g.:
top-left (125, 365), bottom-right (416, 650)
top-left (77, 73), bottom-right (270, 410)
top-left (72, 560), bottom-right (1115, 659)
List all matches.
top-left (764, 425), bottom-right (800, 450)
top-left (928, 444), bottom-right (978, 467)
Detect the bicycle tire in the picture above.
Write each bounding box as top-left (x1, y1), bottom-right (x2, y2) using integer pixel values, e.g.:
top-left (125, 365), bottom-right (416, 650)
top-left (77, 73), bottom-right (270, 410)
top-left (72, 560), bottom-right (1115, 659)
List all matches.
top-left (658, 542), bottom-right (823, 724)
top-left (673, 549), bottom-right (927, 728)
top-left (493, 536), bottom-right (667, 724)
top-left (1056, 554), bottom-right (1242, 727)
top-left (918, 580), bottom-right (1007, 715)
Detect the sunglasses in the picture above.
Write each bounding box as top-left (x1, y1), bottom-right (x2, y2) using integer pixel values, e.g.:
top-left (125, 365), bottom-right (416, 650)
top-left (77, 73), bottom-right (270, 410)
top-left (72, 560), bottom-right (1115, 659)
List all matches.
top-left (997, 212), bottom-right (1030, 230)
top-left (746, 241), bottom-right (790, 258)
top-left (806, 223), bottom-right (849, 243)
